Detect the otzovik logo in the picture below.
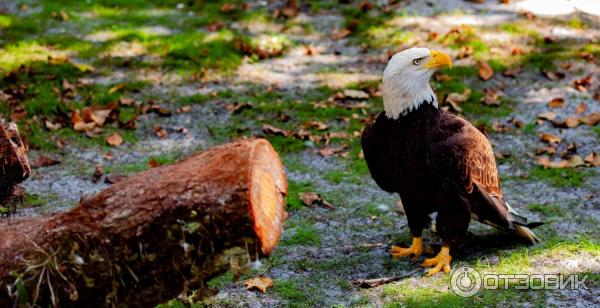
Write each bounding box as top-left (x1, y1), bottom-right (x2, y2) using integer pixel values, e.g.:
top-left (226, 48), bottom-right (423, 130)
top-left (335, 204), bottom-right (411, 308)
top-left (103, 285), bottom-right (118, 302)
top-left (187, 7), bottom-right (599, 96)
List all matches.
top-left (450, 267), bottom-right (482, 297)
top-left (450, 267), bottom-right (590, 297)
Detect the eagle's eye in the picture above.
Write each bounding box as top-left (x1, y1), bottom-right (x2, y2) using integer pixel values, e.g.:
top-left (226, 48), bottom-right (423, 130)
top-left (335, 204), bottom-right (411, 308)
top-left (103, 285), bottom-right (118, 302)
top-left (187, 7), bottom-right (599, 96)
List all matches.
top-left (412, 59), bottom-right (421, 65)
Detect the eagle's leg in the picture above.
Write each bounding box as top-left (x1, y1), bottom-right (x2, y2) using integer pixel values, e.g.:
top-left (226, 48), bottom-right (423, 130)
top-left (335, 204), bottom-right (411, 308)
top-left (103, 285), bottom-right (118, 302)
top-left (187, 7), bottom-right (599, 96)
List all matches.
top-left (421, 244), bottom-right (452, 276)
top-left (392, 236), bottom-right (423, 261)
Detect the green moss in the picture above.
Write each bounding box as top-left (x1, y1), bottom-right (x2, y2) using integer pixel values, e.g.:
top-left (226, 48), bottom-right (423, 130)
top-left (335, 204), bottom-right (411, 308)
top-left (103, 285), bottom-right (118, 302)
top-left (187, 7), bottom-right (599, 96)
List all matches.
top-left (281, 220), bottom-right (320, 246)
top-left (273, 279), bottom-right (310, 303)
top-left (206, 271), bottom-right (234, 289)
top-left (527, 203), bottom-right (566, 217)
top-left (529, 167), bottom-right (594, 187)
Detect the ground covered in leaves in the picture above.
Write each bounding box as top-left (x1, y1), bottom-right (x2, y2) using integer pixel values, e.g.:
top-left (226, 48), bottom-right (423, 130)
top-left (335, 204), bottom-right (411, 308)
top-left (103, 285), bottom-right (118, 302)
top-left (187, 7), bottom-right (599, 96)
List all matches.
top-left (1, 0), bottom-right (599, 306)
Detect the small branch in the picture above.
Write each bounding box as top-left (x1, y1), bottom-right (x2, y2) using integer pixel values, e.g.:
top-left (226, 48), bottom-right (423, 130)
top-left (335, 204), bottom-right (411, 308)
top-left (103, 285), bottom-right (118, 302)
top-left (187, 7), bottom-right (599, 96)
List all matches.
top-left (350, 268), bottom-right (421, 288)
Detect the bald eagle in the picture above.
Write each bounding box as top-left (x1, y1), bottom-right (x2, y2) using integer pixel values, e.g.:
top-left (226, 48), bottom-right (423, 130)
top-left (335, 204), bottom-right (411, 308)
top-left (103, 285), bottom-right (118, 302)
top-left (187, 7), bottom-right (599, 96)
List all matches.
top-left (361, 48), bottom-right (542, 276)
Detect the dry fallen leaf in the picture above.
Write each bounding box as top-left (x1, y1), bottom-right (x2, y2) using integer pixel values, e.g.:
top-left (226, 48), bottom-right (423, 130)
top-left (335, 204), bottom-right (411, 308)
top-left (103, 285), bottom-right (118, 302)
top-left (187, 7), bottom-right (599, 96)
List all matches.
top-left (226, 102), bottom-right (253, 114)
top-left (536, 145), bottom-right (556, 156)
top-left (573, 75), bottom-right (593, 92)
top-left (302, 121), bottom-right (328, 131)
top-left (176, 106), bottom-right (192, 113)
top-left (537, 111), bottom-right (557, 121)
top-left (539, 133), bottom-right (561, 144)
top-left (92, 164), bottom-right (104, 183)
top-left (584, 152), bottom-right (600, 167)
top-left (106, 133), bottom-right (123, 147)
top-left (319, 145), bottom-right (347, 157)
top-left (580, 112), bottom-right (600, 126)
top-left (575, 102), bottom-right (587, 114)
top-left (444, 88), bottom-right (471, 112)
top-left (458, 46), bottom-right (474, 59)
top-left (481, 88), bottom-right (501, 106)
top-left (536, 156), bottom-right (569, 169)
top-left (541, 70), bottom-right (565, 81)
top-left (547, 98), bottom-right (565, 108)
top-left (31, 155), bottom-right (60, 169)
top-left (243, 276), bottom-right (273, 293)
top-left (153, 125), bottom-right (168, 139)
top-left (331, 28), bottom-right (351, 40)
top-left (502, 66), bottom-right (521, 78)
top-left (477, 61), bottom-right (494, 81)
top-left (220, 3), bottom-right (237, 13)
top-left (71, 110), bottom-right (95, 131)
top-left (262, 124), bottom-right (288, 137)
top-left (343, 89), bottom-right (370, 100)
top-left (298, 192), bottom-right (335, 209)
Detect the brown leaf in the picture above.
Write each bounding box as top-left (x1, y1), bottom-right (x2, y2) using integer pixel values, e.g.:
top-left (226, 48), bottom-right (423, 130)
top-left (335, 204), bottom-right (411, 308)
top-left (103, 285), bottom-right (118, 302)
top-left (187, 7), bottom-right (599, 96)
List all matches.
top-left (579, 112), bottom-right (600, 126)
top-left (458, 46), bottom-right (474, 59)
top-left (148, 105), bottom-right (172, 117)
top-left (71, 110), bottom-right (95, 131)
top-left (547, 97), bottom-right (565, 108)
top-left (318, 145), bottom-right (347, 157)
top-left (302, 121), bottom-right (328, 131)
top-left (343, 89), bottom-right (370, 100)
top-left (444, 88), bottom-right (471, 112)
top-left (262, 124), bottom-right (288, 137)
top-left (502, 66), bottom-right (521, 78)
top-left (481, 88), bottom-right (501, 106)
top-left (220, 3), bottom-right (237, 13)
top-left (153, 125), bottom-right (168, 139)
top-left (148, 158), bottom-right (159, 168)
top-left (331, 28), bottom-right (351, 40)
top-left (206, 21), bottom-right (224, 32)
top-left (573, 75), bottom-right (593, 92)
top-left (176, 106), bottom-right (192, 113)
top-left (537, 111), bottom-right (557, 121)
top-left (541, 70), bottom-right (565, 81)
top-left (536, 145), bottom-right (556, 156)
top-left (45, 120), bottom-right (62, 131)
top-left (575, 102), bottom-right (587, 114)
top-left (536, 156), bottom-right (569, 169)
top-left (539, 133), bottom-right (561, 144)
top-left (564, 117), bottom-right (580, 128)
top-left (434, 74), bottom-right (451, 82)
top-left (105, 133), bottom-right (124, 147)
top-left (32, 156), bottom-right (60, 169)
top-left (303, 45), bottom-right (317, 56)
top-left (511, 47), bottom-right (524, 55)
top-left (568, 155), bottom-right (585, 168)
top-left (584, 152), bottom-right (600, 167)
top-left (243, 276), bottom-right (273, 293)
top-left (298, 192), bottom-right (335, 210)
top-left (119, 97), bottom-right (136, 106)
top-left (92, 165), bottom-right (104, 183)
top-left (495, 150), bottom-right (511, 159)
top-left (477, 61), bottom-right (494, 81)
top-left (226, 102), bottom-right (253, 114)
top-left (492, 121), bottom-right (510, 132)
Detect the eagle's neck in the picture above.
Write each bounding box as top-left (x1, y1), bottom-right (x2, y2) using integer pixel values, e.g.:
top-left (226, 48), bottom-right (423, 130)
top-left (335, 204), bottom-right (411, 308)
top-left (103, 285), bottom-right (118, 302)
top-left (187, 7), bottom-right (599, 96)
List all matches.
top-left (383, 76), bottom-right (437, 120)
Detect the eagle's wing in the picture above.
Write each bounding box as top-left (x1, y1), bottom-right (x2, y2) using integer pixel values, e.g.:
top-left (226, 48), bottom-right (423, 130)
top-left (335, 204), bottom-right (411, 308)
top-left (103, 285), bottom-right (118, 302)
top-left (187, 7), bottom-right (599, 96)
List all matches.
top-left (425, 112), bottom-right (541, 243)
top-left (425, 112), bottom-right (501, 198)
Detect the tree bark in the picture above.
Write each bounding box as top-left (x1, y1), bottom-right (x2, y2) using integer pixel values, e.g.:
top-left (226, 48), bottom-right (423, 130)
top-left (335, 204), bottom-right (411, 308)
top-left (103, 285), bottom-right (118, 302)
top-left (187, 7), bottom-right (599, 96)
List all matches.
top-left (0, 118), bottom-right (31, 214)
top-left (0, 139), bottom-right (287, 307)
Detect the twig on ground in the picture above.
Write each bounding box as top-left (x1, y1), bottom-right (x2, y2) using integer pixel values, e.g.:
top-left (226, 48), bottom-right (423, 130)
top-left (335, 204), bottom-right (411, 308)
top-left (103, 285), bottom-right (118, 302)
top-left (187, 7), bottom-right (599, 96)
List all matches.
top-left (350, 268), bottom-right (421, 288)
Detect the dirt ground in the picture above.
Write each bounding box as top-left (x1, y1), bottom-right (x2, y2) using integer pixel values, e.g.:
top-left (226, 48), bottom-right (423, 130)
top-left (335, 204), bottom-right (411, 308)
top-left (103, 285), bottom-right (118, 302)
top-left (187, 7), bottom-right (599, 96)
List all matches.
top-left (1, 0), bottom-right (599, 306)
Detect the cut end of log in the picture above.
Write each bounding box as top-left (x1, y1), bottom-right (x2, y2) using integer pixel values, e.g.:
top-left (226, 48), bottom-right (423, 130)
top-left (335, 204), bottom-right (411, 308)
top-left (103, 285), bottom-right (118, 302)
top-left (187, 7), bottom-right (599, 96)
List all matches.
top-left (249, 139), bottom-right (288, 255)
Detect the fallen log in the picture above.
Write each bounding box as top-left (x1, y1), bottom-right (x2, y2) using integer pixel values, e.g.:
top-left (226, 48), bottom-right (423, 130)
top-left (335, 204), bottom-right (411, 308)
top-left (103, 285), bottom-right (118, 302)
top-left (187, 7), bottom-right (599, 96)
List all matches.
top-left (0, 139), bottom-right (287, 306)
top-left (0, 118), bottom-right (31, 214)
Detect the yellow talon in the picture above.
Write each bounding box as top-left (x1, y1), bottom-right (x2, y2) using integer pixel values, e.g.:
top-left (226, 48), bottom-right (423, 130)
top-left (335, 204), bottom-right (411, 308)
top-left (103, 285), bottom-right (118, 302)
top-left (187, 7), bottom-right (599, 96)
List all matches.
top-left (421, 245), bottom-right (452, 276)
top-left (392, 237), bottom-right (423, 261)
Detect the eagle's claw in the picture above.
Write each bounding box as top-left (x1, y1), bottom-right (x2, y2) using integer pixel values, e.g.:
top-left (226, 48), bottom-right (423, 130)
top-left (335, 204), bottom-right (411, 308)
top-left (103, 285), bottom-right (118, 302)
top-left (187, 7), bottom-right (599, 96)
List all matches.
top-left (421, 246), bottom-right (452, 276)
top-left (391, 237), bottom-right (423, 261)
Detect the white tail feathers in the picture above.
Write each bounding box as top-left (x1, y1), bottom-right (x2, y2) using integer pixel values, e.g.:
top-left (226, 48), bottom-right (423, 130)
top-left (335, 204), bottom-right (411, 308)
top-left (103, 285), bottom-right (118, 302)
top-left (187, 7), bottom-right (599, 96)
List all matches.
top-left (514, 225), bottom-right (539, 244)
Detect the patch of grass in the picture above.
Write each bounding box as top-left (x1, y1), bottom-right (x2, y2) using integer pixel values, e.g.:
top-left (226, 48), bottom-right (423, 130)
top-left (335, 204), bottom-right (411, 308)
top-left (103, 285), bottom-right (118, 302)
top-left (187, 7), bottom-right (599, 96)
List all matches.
top-left (273, 279), bottom-right (310, 304)
top-left (529, 167), bottom-right (594, 187)
top-left (567, 17), bottom-right (585, 29)
top-left (105, 153), bottom-right (180, 174)
top-left (206, 271), bottom-right (234, 289)
top-left (592, 126), bottom-right (600, 139)
top-left (527, 203), bottom-right (566, 217)
top-left (281, 220), bottom-right (320, 246)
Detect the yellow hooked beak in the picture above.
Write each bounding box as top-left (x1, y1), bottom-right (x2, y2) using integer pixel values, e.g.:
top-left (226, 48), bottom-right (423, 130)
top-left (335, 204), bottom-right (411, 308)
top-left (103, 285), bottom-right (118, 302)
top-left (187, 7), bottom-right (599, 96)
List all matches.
top-left (424, 50), bottom-right (452, 69)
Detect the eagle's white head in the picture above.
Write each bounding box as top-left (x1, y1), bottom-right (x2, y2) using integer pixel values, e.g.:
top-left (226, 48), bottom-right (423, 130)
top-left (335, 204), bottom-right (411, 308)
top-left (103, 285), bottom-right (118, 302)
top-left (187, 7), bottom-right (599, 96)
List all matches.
top-left (382, 47), bottom-right (452, 119)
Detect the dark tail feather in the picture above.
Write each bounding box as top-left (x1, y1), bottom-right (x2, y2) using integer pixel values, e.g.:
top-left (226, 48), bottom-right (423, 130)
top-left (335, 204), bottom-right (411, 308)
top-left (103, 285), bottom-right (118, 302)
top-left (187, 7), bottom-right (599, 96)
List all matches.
top-left (506, 203), bottom-right (543, 244)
